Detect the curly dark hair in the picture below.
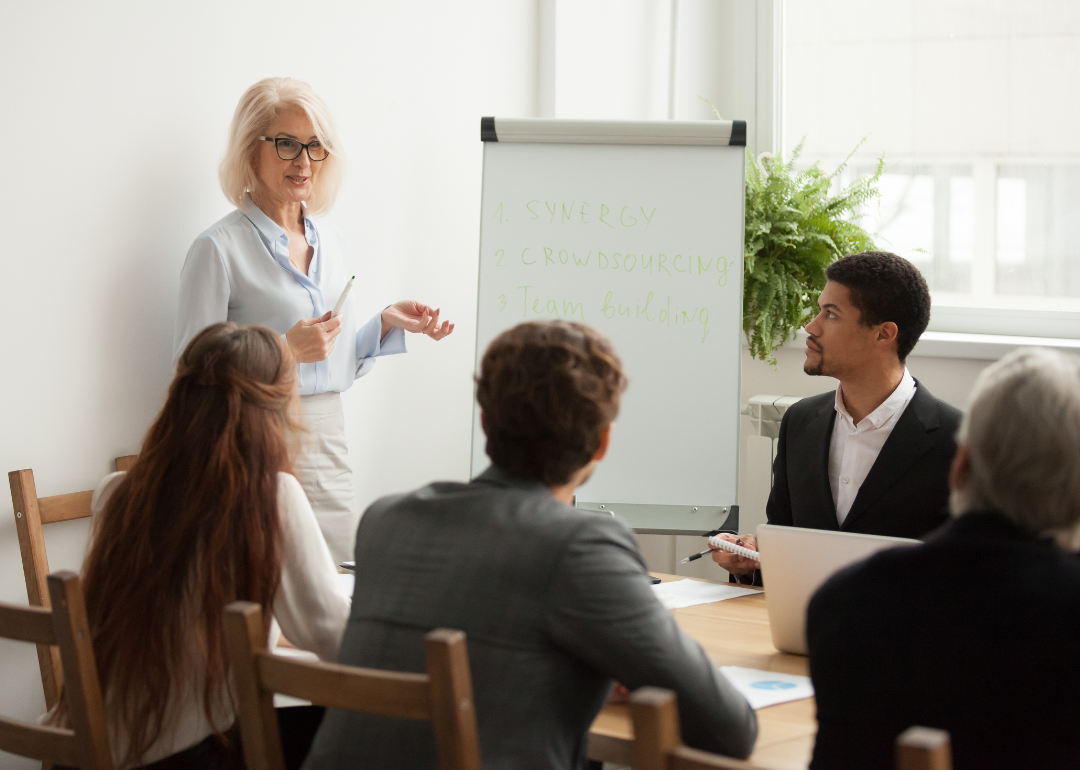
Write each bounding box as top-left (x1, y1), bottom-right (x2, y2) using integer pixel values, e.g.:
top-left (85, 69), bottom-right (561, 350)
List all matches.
top-left (476, 321), bottom-right (628, 486)
top-left (825, 251), bottom-right (931, 361)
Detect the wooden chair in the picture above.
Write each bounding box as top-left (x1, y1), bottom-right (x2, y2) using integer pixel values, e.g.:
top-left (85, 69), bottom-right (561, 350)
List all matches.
top-left (0, 571), bottom-right (112, 769)
top-left (629, 687), bottom-right (767, 770)
top-left (9, 456), bottom-right (136, 709)
top-left (629, 688), bottom-right (954, 770)
top-left (223, 601), bottom-right (481, 770)
top-left (897, 726), bottom-right (952, 770)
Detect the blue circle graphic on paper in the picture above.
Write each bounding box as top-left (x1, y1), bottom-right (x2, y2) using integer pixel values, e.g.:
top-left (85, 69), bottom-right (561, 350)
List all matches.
top-left (749, 680), bottom-right (796, 691)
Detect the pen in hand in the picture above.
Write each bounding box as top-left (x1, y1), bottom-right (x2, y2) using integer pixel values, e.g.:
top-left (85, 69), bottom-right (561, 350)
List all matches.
top-left (681, 548), bottom-right (717, 564)
top-left (680, 535), bottom-right (756, 564)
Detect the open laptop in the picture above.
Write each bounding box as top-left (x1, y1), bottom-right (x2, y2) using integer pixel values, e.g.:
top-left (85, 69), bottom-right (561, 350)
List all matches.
top-left (756, 524), bottom-right (919, 655)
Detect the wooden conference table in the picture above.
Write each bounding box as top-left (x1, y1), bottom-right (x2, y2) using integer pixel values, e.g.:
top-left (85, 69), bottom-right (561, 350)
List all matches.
top-left (587, 574), bottom-right (816, 770)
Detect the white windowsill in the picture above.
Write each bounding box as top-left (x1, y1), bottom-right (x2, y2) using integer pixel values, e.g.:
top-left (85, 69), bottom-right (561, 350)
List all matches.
top-left (927, 301), bottom-right (1080, 340)
top-left (912, 331), bottom-right (1080, 360)
top-left (775, 329), bottom-right (1080, 361)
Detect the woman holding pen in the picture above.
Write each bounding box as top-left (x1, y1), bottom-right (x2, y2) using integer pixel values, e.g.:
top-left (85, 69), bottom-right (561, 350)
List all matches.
top-left (174, 77), bottom-right (454, 563)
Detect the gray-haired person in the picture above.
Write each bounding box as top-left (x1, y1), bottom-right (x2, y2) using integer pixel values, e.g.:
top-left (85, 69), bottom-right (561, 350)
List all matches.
top-left (807, 348), bottom-right (1080, 770)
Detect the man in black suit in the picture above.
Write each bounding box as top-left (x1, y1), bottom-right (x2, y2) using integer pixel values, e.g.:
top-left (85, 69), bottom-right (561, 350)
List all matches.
top-left (714, 251), bottom-right (962, 580)
top-left (807, 347), bottom-right (1080, 769)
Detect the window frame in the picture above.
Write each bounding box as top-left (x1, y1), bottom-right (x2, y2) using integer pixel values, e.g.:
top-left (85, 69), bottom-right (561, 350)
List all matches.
top-left (769, 0), bottom-right (1080, 342)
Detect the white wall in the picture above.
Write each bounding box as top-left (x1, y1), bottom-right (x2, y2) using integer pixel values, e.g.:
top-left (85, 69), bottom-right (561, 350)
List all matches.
top-left (0, 2), bottom-right (535, 764)
top-left (554, 0), bottom-right (673, 120)
top-left (785, 0), bottom-right (1080, 159)
top-left (0, 2), bottom-right (1014, 766)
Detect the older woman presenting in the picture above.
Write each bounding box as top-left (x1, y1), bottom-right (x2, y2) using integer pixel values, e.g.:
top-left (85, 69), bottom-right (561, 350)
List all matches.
top-left (175, 77), bottom-right (453, 563)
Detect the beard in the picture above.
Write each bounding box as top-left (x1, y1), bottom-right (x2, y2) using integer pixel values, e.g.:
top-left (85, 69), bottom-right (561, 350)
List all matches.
top-left (804, 338), bottom-right (825, 376)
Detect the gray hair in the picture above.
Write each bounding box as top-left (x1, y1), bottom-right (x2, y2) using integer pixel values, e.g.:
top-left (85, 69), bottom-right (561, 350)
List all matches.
top-left (953, 347), bottom-right (1080, 532)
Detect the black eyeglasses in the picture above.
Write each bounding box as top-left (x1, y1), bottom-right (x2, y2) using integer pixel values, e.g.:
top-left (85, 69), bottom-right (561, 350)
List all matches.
top-left (259, 136), bottom-right (329, 162)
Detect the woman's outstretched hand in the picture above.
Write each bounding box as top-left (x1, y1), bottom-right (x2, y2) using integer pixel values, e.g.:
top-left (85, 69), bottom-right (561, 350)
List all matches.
top-left (381, 300), bottom-right (455, 341)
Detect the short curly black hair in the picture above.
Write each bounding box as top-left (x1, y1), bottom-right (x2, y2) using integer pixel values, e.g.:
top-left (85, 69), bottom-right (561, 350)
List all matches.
top-left (825, 251), bottom-right (931, 362)
top-left (476, 321), bottom-right (628, 486)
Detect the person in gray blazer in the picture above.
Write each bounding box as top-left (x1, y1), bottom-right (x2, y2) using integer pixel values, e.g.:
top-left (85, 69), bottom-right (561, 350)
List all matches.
top-left (304, 321), bottom-right (758, 769)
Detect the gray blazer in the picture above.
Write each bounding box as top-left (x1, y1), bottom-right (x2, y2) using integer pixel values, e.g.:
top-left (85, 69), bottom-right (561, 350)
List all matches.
top-left (304, 467), bottom-right (757, 769)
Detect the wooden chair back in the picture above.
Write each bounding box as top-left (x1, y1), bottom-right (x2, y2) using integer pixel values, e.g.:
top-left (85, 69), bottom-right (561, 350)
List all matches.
top-left (896, 726), bottom-right (952, 770)
top-left (629, 687), bottom-right (766, 770)
top-left (8, 456), bottom-right (136, 709)
top-left (223, 601), bottom-right (481, 770)
top-left (0, 571), bottom-right (112, 769)
top-left (630, 688), bottom-right (955, 770)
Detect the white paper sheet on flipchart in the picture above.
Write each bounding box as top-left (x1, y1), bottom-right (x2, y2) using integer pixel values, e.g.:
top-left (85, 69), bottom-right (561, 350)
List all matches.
top-left (718, 666), bottom-right (814, 710)
top-left (473, 141), bottom-right (745, 508)
top-left (649, 578), bottom-right (758, 610)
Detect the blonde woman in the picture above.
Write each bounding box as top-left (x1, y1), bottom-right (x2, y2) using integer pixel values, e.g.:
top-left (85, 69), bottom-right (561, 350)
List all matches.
top-left (175, 78), bottom-right (454, 564)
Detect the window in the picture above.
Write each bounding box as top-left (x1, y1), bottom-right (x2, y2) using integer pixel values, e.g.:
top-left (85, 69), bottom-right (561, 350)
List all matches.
top-left (783, 1), bottom-right (1080, 336)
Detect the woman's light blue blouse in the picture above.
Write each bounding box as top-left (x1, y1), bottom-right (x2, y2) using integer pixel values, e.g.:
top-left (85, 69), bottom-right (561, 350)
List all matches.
top-left (174, 195), bottom-right (406, 395)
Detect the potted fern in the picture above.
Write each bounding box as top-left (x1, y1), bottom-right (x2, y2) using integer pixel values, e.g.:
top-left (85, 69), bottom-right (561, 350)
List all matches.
top-left (742, 142), bottom-right (884, 365)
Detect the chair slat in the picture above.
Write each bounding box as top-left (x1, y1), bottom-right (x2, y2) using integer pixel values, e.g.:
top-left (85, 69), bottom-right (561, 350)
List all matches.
top-left (225, 602), bottom-right (480, 770)
top-left (0, 716), bottom-right (81, 766)
top-left (38, 491), bottom-right (95, 525)
top-left (0, 601), bottom-right (55, 645)
top-left (223, 601), bottom-right (285, 770)
top-left (631, 688), bottom-right (769, 770)
top-left (9, 469), bottom-right (49, 608)
top-left (113, 455), bottom-right (138, 473)
top-left (10, 458), bottom-right (134, 717)
top-left (897, 726), bottom-right (953, 770)
top-left (425, 629), bottom-right (481, 770)
top-left (673, 746), bottom-right (764, 770)
top-left (48, 571), bottom-right (113, 769)
top-left (631, 688), bottom-right (683, 770)
top-left (258, 654), bottom-right (431, 719)
top-left (8, 468), bottom-right (62, 709)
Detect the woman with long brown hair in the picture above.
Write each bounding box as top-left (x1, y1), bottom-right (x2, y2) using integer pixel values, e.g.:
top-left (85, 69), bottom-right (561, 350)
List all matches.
top-left (63, 322), bottom-right (349, 768)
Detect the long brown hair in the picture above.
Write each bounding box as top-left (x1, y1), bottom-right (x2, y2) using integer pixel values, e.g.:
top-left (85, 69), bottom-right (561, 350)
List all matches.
top-left (79, 323), bottom-right (300, 765)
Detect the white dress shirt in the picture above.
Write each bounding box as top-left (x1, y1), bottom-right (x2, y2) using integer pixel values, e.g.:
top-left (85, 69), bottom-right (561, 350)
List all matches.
top-left (88, 471), bottom-right (350, 767)
top-left (174, 194), bottom-right (406, 395)
top-left (829, 369), bottom-right (917, 526)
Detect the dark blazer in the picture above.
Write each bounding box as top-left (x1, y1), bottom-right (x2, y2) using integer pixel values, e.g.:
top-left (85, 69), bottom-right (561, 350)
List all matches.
top-left (807, 511), bottom-right (1080, 769)
top-left (766, 380), bottom-right (962, 539)
top-left (304, 467), bottom-right (757, 770)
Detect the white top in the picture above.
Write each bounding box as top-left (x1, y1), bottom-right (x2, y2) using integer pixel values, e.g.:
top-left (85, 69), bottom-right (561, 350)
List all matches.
top-left (88, 471), bottom-right (351, 767)
top-left (174, 194), bottom-right (406, 396)
top-left (828, 369), bottom-right (918, 526)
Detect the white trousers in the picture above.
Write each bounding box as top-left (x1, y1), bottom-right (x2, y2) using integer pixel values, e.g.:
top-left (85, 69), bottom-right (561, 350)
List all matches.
top-left (295, 391), bottom-right (357, 565)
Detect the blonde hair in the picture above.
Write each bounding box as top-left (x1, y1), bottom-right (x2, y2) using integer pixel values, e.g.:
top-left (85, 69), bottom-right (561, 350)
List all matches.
top-left (219, 77), bottom-right (345, 215)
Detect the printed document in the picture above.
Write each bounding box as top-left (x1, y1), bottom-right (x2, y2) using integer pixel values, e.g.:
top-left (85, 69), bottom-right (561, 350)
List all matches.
top-left (650, 578), bottom-right (758, 610)
top-left (719, 666), bottom-right (814, 709)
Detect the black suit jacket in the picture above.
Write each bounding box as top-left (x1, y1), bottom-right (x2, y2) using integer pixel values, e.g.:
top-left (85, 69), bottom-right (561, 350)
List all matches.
top-left (766, 380), bottom-right (962, 539)
top-left (808, 511), bottom-right (1080, 769)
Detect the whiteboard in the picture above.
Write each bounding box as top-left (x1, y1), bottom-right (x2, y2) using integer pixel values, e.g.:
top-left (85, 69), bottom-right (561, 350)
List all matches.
top-left (471, 118), bottom-right (745, 524)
